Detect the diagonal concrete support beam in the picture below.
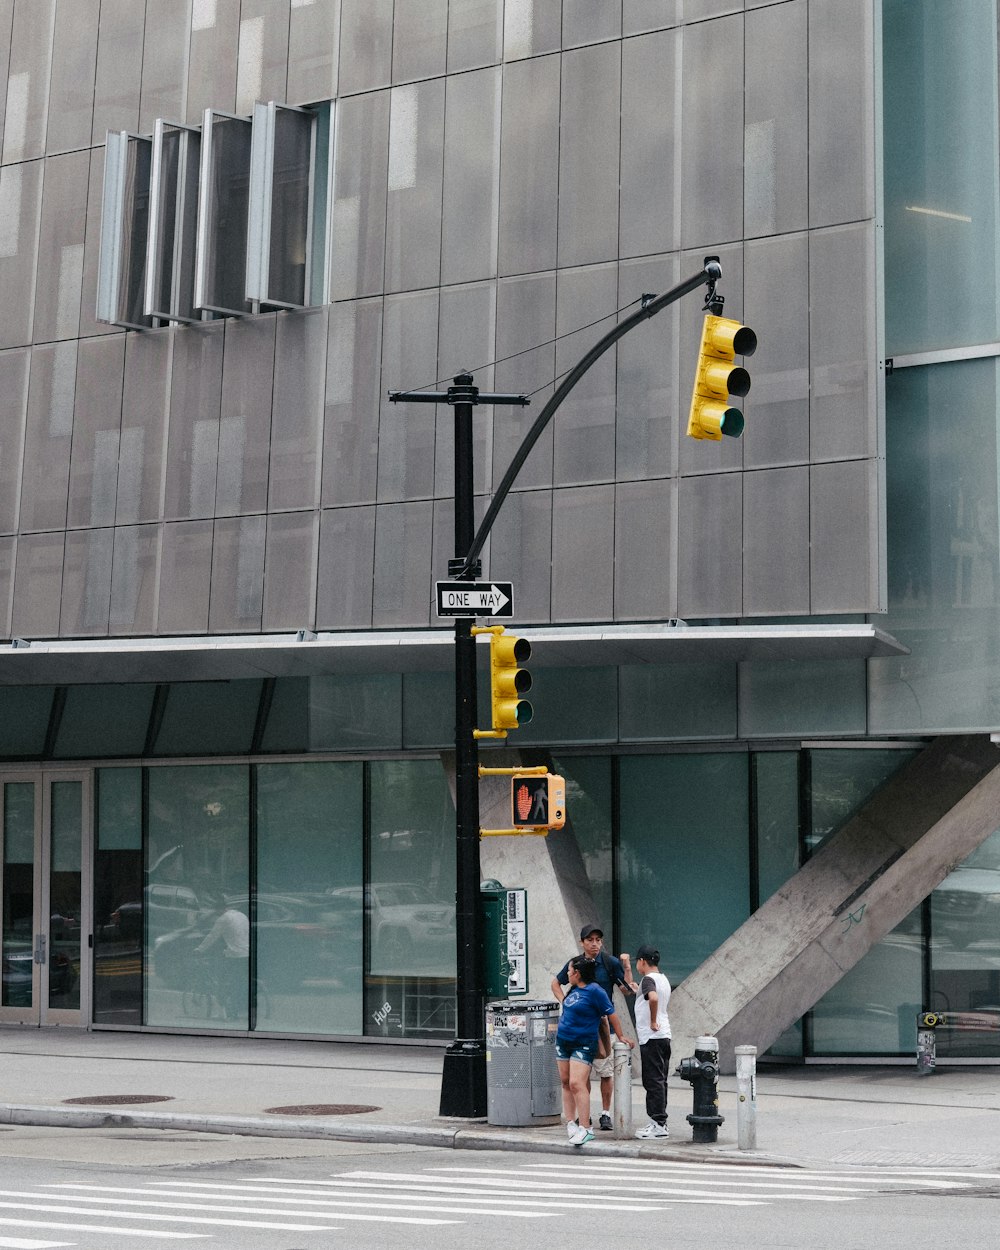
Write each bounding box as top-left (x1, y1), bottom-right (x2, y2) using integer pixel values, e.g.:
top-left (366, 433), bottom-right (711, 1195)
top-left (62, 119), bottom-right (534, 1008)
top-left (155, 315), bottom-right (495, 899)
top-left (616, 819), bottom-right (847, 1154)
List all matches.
top-left (669, 735), bottom-right (1000, 1071)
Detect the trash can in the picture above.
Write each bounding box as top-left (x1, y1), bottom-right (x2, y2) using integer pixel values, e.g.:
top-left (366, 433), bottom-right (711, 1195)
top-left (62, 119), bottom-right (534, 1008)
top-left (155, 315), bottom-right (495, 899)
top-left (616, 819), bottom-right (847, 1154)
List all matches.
top-left (486, 999), bottom-right (562, 1126)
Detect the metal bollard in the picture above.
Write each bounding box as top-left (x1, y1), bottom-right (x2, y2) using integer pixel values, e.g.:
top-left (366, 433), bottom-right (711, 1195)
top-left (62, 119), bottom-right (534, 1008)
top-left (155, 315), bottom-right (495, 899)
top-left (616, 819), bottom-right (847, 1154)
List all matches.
top-left (916, 1011), bottom-right (941, 1075)
top-left (612, 1040), bottom-right (633, 1139)
top-left (676, 1034), bottom-right (725, 1144)
top-left (735, 1044), bottom-right (757, 1151)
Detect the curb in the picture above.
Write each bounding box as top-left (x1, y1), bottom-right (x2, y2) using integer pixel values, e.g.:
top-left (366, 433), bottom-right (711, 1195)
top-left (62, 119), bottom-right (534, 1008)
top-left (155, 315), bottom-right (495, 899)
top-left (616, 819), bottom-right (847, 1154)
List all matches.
top-left (0, 1103), bottom-right (795, 1166)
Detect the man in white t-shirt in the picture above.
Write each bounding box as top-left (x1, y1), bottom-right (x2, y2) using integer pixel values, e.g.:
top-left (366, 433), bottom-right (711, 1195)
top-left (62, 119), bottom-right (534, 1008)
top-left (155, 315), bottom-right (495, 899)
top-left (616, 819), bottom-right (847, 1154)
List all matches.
top-left (626, 943), bottom-right (671, 1139)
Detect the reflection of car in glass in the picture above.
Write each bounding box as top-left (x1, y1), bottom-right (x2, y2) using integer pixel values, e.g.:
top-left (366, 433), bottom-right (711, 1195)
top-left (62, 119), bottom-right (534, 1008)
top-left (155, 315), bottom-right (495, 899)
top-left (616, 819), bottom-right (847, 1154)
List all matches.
top-left (327, 883), bottom-right (455, 973)
top-left (933, 839), bottom-right (1000, 948)
top-left (1, 941), bottom-right (77, 1006)
top-left (152, 893), bottom-right (345, 989)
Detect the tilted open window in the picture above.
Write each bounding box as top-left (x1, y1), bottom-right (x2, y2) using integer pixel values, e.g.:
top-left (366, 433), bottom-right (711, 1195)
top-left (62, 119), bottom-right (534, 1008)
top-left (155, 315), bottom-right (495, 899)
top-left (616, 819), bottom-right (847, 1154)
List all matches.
top-left (97, 100), bottom-right (333, 329)
top-left (96, 131), bottom-right (154, 330)
top-left (146, 120), bottom-right (201, 324)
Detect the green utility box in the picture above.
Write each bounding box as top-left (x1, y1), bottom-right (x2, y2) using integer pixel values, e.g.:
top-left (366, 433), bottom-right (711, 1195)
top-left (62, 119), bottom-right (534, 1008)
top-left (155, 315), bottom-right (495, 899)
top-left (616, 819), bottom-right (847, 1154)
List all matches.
top-left (480, 881), bottom-right (527, 997)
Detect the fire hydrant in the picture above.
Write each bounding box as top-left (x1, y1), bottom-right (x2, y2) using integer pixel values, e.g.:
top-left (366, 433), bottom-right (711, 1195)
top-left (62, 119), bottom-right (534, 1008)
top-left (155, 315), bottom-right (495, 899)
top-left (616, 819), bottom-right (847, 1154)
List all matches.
top-left (676, 1034), bottom-right (725, 1143)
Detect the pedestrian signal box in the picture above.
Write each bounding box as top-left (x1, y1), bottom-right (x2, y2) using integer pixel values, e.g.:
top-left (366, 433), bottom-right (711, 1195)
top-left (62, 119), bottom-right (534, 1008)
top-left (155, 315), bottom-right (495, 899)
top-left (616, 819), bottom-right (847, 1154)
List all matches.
top-left (511, 773), bottom-right (566, 831)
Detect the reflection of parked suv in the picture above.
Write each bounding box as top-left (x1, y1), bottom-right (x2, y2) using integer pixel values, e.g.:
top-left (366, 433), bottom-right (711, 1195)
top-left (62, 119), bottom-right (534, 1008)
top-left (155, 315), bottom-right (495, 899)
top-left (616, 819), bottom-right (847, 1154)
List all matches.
top-left (933, 836), bottom-right (1000, 949)
top-left (326, 883), bottom-right (455, 973)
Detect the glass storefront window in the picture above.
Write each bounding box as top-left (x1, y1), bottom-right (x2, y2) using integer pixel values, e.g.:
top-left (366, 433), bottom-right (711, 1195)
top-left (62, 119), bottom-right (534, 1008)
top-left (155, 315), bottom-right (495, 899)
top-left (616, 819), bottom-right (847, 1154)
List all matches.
top-left (144, 765), bottom-right (250, 1030)
top-left (366, 759), bottom-right (456, 1039)
top-left (255, 762), bottom-right (363, 1036)
top-left (93, 768), bottom-right (143, 1025)
top-left (930, 828), bottom-right (1000, 1058)
top-left (619, 753), bottom-right (750, 984)
top-left (552, 755), bottom-right (613, 935)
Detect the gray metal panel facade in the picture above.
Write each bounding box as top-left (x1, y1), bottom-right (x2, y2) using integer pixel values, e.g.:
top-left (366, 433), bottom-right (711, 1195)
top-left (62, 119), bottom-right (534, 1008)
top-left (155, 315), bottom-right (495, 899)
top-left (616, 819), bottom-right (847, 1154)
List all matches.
top-left (0, 0), bottom-right (882, 639)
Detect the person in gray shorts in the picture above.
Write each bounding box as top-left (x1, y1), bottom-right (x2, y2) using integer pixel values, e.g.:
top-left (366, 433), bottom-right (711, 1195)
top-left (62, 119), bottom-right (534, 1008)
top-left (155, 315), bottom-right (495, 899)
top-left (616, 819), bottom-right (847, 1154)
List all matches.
top-left (551, 923), bottom-right (633, 1131)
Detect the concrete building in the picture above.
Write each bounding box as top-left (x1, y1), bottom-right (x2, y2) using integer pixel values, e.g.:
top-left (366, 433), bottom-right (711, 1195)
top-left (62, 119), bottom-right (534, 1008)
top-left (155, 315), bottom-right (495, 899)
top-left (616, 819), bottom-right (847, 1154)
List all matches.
top-left (0, 0), bottom-right (996, 1065)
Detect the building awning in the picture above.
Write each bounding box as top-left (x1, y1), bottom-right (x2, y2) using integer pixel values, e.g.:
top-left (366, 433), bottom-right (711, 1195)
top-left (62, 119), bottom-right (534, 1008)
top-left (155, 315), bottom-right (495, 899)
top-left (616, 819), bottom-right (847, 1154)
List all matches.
top-left (0, 624), bottom-right (908, 686)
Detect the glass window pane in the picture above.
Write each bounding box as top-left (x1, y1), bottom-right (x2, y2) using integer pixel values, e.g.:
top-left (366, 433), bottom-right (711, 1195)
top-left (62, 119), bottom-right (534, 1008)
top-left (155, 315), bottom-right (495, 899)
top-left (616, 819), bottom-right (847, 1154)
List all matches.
top-left (247, 102), bottom-right (316, 308)
top-left (1, 782), bottom-right (35, 1008)
top-left (49, 781), bottom-right (82, 1012)
top-left (366, 760), bottom-right (456, 1039)
top-left (552, 756), bottom-right (613, 938)
top-left (619, 754), bottom-right (749, 984)
top-left (0, 688), bottom-right (55, 757)
top-left (754, 752), bottom-right (800, 905)
top-left (97, 130), bottom-right (153, 329)
top-left (806, 749), bottom-right (919, 856)
top-left (883, 0), bottom-right (1000, 354)
top-left (93, 767), bottom-right (142, 1025)
top-left (53, 685), bottom-right (156, 759)
top-left (255, 762), bottom-right (363, 1035)
top-left (152, 681), bottom-right (263, 757)
top-left (195, 111), bottom-right (253, 316)
top-left (930, 828), bottom-right (1000, 1058)
top-left (145, 765), bottom-right (250, 1030)
top-left (872, 359), bottom-right (1000, 734)
top-left (308, 675), bottom-right (402, 752)
top-left (147, 121), bottom-right (201, 323)
top-left (810, 924), bottom-right (924, 1056)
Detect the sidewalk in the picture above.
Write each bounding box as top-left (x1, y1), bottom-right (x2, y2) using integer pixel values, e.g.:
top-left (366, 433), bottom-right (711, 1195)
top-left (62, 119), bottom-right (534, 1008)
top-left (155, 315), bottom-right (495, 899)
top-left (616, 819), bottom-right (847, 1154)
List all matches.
top-left (0, 1027), bottom-right (997, 1170)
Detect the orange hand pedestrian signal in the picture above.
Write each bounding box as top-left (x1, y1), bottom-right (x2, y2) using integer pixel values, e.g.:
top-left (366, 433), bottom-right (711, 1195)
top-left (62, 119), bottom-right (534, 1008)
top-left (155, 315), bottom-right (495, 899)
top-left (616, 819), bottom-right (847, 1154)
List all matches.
top-left (510, 773), bottom-right (566, 831)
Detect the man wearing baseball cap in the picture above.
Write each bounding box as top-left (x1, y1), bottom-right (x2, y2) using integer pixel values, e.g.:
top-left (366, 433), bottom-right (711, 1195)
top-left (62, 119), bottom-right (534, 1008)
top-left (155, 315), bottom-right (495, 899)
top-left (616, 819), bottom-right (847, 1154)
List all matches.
top-left (624, 943), bottom-right (672, 1139)
top-left (551, 923), bottom-right (631, 1131)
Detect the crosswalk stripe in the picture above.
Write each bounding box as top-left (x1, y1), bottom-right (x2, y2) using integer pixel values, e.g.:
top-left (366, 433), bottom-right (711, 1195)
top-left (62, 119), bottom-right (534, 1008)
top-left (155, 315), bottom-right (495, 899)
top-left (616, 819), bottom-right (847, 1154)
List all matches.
top-left (0, 1220), bottom-right (204, 1240)
top-left (0, 1239), bottom-right (75, 1249)
top-left (135, 1179), bottom-right (659, 1214)
top-left (45, 1185), bottom-right (556, 1221)
top-left (520, 1161), bottom-right (976, 1188)
top-left (0, 1201), bottom-right (341, 1232)
top-left (0, 1194), bottom-right (452, 1230)
top-left (425, 1164), bottom-right (889, 1193)
top-left (331, 1169), bottom-right (860, 1202)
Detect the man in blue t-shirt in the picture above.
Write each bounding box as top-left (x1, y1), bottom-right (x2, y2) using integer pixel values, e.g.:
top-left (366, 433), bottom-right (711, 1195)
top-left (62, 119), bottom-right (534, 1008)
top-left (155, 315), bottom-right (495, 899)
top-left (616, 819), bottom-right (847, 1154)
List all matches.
top-left (551, 923), bottom-right (632, 1131)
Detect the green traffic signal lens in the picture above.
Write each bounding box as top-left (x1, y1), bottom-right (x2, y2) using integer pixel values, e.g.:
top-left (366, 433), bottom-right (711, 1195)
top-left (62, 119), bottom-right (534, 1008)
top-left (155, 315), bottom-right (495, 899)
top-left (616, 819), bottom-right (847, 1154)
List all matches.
top-left (720, 408), bottom-right (745, 438)
top-left (516, 700), bottom-right (533, 725)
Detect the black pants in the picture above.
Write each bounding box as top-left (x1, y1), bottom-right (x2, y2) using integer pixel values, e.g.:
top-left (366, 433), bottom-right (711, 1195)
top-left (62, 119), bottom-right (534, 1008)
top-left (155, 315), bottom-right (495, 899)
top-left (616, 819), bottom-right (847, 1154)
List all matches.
top-left (640, 1037), bottom-right (672, 1125)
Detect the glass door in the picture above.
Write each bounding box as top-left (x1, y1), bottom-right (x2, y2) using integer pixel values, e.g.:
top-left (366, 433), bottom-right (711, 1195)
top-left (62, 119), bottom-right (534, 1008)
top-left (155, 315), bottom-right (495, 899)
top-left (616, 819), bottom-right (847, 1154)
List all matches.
top-left (0, 772), bottom-right (91, 1026)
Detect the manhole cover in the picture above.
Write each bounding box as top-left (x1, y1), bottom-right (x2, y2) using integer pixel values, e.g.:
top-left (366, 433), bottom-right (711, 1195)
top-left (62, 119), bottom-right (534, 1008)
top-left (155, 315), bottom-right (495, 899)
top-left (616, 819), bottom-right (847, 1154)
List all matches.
top-left (62, 1095), bottom-right (175, 1106)
top-left (263, 1104), bottom-right (381, 1116)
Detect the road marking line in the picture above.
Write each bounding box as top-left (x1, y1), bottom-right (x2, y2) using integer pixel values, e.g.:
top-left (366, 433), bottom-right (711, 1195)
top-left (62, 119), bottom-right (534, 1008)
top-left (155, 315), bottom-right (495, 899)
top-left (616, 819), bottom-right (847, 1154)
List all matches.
top-left (0, 1221), bottom-right (204, 1240)
top-left (0, 1239), bottom-right (76, 1249)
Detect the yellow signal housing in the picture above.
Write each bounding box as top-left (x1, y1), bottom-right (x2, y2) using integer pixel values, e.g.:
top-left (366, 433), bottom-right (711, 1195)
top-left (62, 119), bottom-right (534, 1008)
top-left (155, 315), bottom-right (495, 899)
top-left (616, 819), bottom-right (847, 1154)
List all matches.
top-left (687, 313), bottom-right (757, 441)
top-left (489, 631), bottom-right (533, 732)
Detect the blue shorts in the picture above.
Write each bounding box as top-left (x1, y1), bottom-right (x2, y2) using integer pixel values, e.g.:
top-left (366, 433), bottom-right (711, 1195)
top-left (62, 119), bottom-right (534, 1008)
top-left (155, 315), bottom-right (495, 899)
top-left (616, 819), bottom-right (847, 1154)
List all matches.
top-left (556, 1037), bottom-right (598, 1065)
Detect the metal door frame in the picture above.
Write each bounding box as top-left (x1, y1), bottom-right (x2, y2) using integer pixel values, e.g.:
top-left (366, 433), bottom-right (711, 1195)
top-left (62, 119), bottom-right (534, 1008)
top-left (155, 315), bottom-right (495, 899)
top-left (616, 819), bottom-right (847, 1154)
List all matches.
top-left (0, 768), bottom-right (92, 1027)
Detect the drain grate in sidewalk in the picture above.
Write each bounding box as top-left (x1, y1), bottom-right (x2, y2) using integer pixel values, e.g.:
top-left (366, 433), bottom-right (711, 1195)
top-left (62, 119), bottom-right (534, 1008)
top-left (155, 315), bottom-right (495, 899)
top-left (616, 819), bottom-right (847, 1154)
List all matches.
top-left (63, 1095), bottom-right (175, 1106)
top-left (834, 1149), bottom-right (997, 1168)
top-left (264, 1104), bottom-right (381, 1116)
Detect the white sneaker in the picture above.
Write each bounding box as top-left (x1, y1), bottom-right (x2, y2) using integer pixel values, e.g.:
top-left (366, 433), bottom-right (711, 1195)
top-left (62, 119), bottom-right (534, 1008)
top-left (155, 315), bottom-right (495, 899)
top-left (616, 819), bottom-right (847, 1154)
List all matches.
top-left (571, 1124), bottom-right (594, 1146)
top-left (565, 1120), bottom-right (578, 1140)
top-left (635, 1121), bottom-right (669, 1139)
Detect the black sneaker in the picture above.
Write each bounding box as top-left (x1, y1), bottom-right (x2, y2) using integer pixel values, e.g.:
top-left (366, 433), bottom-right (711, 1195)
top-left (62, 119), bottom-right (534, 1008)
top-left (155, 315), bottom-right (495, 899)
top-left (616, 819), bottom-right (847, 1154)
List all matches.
top-left (599, 1112), bottom-right (612, 1132)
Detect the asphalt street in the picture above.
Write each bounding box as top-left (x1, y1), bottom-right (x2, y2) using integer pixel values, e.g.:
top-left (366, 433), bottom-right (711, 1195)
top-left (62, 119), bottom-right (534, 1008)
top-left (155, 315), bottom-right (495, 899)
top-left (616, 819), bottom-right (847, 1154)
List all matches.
top-left (0, 1133), bottom-right (996, 1250)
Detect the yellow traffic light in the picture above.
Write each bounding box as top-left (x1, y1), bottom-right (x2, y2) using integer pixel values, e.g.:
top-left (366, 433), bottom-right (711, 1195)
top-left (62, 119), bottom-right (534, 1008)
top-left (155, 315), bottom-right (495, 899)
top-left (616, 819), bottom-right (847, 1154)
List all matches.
top-left (489, 631), bottom-right (532, 731)
top-left (511, 772), bottom-right (566, 831)
top-left (687, 313), bottom-right (757, 441)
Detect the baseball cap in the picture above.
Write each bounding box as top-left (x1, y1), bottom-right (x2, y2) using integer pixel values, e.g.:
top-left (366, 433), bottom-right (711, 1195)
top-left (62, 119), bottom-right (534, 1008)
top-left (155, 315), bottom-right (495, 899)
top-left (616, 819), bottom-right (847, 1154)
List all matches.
top-left (580, 924), bottom-right (603, 940)
top-left (636, 944), bottom-right (659, 964)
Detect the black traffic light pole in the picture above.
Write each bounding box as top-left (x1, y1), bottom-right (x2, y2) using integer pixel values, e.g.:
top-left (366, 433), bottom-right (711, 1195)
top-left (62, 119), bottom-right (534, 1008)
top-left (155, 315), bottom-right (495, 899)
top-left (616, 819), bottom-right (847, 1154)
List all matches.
top-left (389, 257), bottom-right (724, 1118)
top-left (389, 374), bottom-right (529, 1117)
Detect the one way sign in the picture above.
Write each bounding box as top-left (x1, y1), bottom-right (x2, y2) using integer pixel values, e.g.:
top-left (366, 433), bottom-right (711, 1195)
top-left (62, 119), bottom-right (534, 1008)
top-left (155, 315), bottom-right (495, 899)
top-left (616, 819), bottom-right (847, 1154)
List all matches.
top-left (436, 581), bottom-right (514, 618)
